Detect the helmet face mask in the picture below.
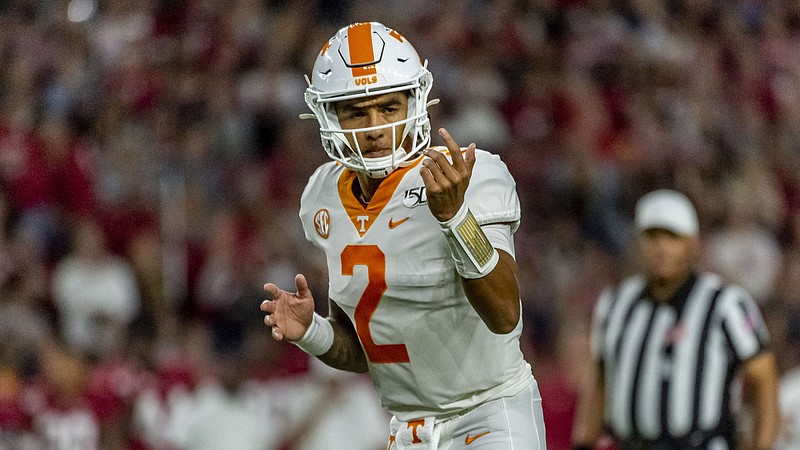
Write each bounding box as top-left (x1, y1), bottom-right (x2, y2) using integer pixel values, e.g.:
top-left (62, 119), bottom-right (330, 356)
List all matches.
top-left (304, 22), bottom-right (435, 178)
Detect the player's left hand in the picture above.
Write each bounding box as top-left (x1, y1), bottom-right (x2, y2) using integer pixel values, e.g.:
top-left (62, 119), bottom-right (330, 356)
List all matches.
top-left (420, 128), bottom-right (476, 222)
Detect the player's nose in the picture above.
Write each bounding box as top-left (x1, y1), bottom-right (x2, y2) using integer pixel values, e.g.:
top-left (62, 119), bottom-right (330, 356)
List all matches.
top-left (364, 110), bottom-right (387, 139)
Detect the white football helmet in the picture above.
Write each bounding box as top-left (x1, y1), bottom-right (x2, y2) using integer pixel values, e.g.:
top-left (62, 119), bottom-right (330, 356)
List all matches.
top-left (303, 22), bottom-right (436, 178)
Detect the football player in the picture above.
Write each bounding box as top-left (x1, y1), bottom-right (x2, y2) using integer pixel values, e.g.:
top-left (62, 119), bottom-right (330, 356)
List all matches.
top-left (261, 22), bottom-right (545, 449)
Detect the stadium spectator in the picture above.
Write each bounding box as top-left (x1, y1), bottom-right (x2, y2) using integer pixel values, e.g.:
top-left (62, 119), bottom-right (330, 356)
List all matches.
top-left (51, 219), bottom-right (140, 356)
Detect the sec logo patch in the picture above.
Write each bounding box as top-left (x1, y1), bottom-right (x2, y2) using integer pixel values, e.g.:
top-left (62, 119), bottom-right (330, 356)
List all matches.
top-left (314, 209), bottom-right (330, 239)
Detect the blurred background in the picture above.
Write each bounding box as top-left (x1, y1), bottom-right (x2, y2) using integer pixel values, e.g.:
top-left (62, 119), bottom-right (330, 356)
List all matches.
top-left (1, 0), bottom-right (800, 449)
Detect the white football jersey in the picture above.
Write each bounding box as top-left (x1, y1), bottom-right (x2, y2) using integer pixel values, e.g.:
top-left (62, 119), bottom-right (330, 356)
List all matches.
top-left (299, 148), bottom-right (533, 421)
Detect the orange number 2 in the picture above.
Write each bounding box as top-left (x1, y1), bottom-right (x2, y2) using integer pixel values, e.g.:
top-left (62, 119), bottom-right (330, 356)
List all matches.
top-left (341, 245), bottom-right (410, 364)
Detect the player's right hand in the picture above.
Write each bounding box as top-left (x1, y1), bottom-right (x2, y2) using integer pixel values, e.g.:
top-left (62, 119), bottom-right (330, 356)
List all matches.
top-left (261, 274), bottom-right (315, 342)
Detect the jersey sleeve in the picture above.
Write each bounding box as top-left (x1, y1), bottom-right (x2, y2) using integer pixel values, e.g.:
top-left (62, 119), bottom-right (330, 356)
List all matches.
top-left (482, 223), bottom-right (514, 257)
top-left (299, 162), bottom-right (336, 246)
top-left (465, 150), bottom-right (521, 233)
top-left (718, 285), bottom-right (771, 362)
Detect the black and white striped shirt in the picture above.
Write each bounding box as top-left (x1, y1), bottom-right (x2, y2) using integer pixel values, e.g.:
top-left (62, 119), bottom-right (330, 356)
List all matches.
top-left (591, 273), bottom-right (770, 449)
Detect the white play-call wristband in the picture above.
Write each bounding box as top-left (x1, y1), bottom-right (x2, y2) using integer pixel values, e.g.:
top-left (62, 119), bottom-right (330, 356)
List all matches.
top-left (438, 203), bottom-right (500, 279)
top-left (293, 313), bottom-right (334, 356)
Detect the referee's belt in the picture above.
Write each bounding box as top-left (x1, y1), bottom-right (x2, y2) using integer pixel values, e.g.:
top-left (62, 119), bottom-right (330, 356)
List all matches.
top-left (621, 430), bottom-right (726, 449)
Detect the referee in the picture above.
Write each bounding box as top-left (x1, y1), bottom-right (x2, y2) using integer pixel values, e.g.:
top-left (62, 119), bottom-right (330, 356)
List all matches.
top-left (572, 189), bottom-right (779, 450)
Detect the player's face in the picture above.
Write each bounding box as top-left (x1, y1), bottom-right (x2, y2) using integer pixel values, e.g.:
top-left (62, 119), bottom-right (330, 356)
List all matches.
top-left (334, 91), bottom-right (411, 158)
top-left (638, 228), bottom-right (697, 283)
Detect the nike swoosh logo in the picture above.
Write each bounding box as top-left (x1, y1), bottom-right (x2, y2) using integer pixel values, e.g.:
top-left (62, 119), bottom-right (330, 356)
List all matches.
top-left (388, 217), bottom-right (409, 229)
top-left (465, 431), bottom-right (490, 445)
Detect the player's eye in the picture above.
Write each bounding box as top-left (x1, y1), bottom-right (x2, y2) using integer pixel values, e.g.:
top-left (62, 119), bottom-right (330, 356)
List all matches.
top-left (348, 110), bottom-right (366, 119)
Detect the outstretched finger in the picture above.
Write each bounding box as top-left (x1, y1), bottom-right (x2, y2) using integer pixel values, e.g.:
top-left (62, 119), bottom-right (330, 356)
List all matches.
top-left (422, 152), bottom-right (453, 187)
top-left (424, 148), bottom-right (459, 182)
top-left (260, 299), bottom-right (275, 313)
top-left (263, 282), bottom-right (282, 299)
top-left (419, 164), bottom-right (440, 192)
top-left (438, 128), bottom-right (465, 170)
top-left (464, 142), bottom-right (477, 172)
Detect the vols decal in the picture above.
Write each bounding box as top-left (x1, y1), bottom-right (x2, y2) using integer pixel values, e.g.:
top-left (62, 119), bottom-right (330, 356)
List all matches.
top-left (355, 75), bottom-right (378, 86)
top-left (313, 209), bottom-right (330, 239)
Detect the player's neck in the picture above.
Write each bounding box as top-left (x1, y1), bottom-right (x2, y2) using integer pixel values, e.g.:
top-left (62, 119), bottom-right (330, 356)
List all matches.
top-left (354, 171), bottom-right (384, 205)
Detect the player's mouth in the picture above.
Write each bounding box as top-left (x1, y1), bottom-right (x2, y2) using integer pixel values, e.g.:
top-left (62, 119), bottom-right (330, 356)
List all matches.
top-left (363, 147), bottom-right (392, 158)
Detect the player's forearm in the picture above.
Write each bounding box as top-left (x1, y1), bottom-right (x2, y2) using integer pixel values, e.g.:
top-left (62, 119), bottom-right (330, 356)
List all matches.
top-left (572, 363), bottom-right (605, 448)
top-left (749, 353), bottom-right (779, 449)
top-left (462, 250), bottom-right (520, 334)
top-left (753, 386), bottom-right (779, 450)
top-left (316, 317), bottom-right (369, 373)
top-left (572, 405), bottom-right (604, 447)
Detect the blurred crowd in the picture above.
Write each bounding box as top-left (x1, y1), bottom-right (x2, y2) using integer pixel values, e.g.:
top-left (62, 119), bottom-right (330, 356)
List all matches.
top-left (1, 0), bottom-right (800, 449)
